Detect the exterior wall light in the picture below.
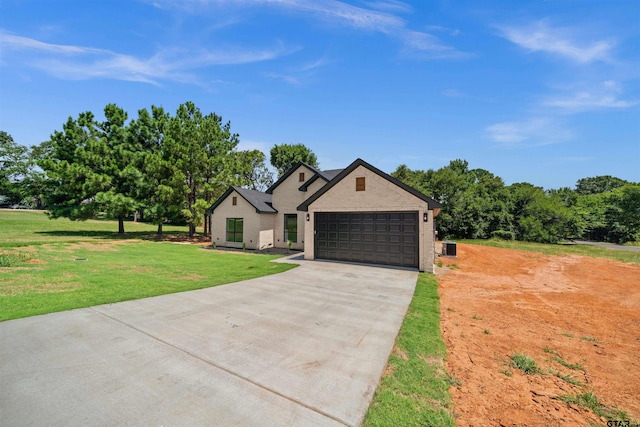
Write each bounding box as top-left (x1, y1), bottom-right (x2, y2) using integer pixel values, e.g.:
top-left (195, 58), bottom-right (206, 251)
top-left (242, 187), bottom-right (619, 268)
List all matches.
top-left (423, 212), bottom-right (428, 222)
top-left (306, 213), bottom-right (310, 221)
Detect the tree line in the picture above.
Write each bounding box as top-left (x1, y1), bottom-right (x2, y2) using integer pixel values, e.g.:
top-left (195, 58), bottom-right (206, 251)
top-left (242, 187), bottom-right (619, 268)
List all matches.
top-left (1, 102), bottom-right (637, 243)
top-left (392, 160), bottom-right (639, 244)
top-left (0, 102), bottom-right (317, 237)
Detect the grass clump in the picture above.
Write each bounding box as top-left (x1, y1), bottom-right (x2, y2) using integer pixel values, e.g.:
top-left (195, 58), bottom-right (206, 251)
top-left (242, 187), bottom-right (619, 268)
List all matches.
top-left (364, 273), bottom-right (455, 427)
top-left (580, 336), bottom-right (599, 343)
top-left (555, 372), bottom-right (583, 386)
top-left (0, 251), bottom-right (31, 267)
top-left (545, 347), bottom-right (585, 371)
top-left (509, 353), bottom-right (542, 375)
top-left (558, 392), bottom-right (631, 422)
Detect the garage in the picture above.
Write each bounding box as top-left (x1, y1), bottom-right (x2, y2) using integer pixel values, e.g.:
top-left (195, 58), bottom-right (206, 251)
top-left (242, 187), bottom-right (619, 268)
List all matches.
top-left (315, 211), bottom-right (419, 267)
top-left (298, 159), bottom-right (441, 272)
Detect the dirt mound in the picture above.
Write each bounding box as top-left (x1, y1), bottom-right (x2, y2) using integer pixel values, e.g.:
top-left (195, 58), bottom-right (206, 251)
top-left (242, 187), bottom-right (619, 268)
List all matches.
top-left (438, 244), bottom-right (640, 426)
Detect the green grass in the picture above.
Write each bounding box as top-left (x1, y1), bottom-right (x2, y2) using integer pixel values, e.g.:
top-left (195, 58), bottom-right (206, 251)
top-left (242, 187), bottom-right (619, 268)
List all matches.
top-left (509, 353), bottom-right (542, 375)
top-left (555, 372), bottom-right (583, 386)
top-left (544, 347), bottom-right (585, 371)
top-left (363, 273), bottom-right (455, 427)
top-left (580, 336), bottom-right (599, 343)
top-left (0, 210), bottom-right (189, 247)
top-left (0, 251), bottom-right (31, 267)
top-left (457, 239), bottom-right (640, 264)
top-left (558, 392), bottom-right (632, 422)
top-left (0, 210), bottom-right (296, 321)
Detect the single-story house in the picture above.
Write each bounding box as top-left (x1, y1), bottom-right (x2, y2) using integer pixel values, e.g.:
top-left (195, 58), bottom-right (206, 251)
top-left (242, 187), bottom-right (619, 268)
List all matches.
top-left (207, 158), bottom-right (442, 272)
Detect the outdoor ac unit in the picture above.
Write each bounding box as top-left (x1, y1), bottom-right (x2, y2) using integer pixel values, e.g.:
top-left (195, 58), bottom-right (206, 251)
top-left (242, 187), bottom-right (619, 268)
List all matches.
top-left (442, 241), bottom-right (457, 257)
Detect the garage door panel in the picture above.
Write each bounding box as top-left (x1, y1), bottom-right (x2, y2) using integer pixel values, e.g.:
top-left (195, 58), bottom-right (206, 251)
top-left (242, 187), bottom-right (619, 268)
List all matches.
top-left (315, 211), bottom-right (419, 268)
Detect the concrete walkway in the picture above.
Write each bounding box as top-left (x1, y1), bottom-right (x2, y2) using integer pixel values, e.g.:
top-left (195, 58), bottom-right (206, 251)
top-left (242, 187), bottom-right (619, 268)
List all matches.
top-left (0, 256), bottom-right (418, 426)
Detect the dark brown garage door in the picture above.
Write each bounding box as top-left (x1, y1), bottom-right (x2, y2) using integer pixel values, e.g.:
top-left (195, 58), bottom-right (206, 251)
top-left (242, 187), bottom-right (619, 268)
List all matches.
top-left (315, 212), bottom-right (418, 268)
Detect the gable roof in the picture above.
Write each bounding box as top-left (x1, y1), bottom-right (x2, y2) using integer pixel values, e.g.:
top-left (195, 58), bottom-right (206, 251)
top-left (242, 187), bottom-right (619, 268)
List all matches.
top-left (266, 161), bottom-right (323, 194)
top-left (206, 186), bottom-right (277, 214)
top-left (297, 158), bottom-right (443, 212)
top-left (298, 168), bottom-right (344, 192)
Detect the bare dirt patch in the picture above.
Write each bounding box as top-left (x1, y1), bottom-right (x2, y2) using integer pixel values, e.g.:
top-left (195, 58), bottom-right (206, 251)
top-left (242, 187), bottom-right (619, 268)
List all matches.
top-left (438, 244), bottom-right (640, 426)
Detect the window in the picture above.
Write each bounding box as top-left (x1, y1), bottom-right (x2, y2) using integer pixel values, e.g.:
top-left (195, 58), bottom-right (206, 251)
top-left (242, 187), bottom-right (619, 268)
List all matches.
top-left (284, 214), bottom-right (297, 243)
top-left (356, 177), bottom-right (366, 191)
top-left (232, 196), bottom-right (237, 206)
top-left (226, 218), bottom-right (243, 242)
top-left (299, 172), bottom-right (305, 182)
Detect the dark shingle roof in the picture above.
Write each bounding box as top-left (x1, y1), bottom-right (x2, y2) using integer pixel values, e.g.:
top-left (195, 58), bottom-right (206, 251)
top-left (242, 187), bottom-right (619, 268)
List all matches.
top-left (298, 168), bottom-right (344, 192)
top-left (206, 186), bottom-right (277, 214)
top-left (297, 158), bottom-right (442, 212)
top-left (266, 162), bottom-right (325, 194)
top-left (318, 169), bottom-right (343, 180)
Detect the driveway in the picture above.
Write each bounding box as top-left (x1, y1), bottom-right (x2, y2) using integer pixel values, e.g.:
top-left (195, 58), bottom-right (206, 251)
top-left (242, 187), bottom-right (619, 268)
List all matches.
top-left (0, 256), bottom-right (417, 426)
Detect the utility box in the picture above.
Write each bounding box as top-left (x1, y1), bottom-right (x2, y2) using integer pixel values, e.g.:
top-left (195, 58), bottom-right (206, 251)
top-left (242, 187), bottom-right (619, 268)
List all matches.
top-left (442, 241), bottom-right (457, 257)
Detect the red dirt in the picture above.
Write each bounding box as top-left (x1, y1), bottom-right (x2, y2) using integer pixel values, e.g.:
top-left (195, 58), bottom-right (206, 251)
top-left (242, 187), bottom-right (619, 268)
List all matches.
top-left (437, 244), bottom-right (640, 426)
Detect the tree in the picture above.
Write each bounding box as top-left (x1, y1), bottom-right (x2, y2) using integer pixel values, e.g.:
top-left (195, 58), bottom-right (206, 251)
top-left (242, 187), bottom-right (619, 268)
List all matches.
top-left (165, 102), bottom-right (240, 238)
top-left (576, 176), bottom-right (628, 195)
top-left (41, 105), bottom-right (143, 234)
top-left (127, 105), bottom-right (182, 235)
top-left (0, 131), bottom-right (29, 204)
top-left (392, 160), bottom-right (511, 240)
top-left (94, 104), bottom-right (142, 234)
top-left (270, 143), bottom-right (319, 176)
top-left (602, 184), bottom-right (640, 243)
top-left (235, 149), bottom-right (274, 191)
top-left (507, 183), bottom-right (578, 243)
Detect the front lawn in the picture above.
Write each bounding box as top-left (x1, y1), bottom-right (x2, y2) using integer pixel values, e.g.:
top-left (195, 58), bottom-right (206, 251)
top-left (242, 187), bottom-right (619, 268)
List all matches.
top-left (0, 211), bottom-right (296, 321)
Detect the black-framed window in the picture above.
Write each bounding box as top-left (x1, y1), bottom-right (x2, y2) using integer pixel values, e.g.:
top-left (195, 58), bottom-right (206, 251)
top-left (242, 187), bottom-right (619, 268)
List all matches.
top-left (226, 218), bottom-right (243, 243)
top-left (284, 214), bottom-right (297, 243)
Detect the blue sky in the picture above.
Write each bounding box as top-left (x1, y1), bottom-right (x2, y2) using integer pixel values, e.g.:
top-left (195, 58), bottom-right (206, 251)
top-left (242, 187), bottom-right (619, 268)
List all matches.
top-left (1, 0), bottom-right (638, 189)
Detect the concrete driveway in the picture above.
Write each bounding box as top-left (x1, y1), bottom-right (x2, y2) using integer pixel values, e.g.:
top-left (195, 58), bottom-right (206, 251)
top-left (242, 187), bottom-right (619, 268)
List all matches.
top-left (0, 256), bottom-right (417, 426)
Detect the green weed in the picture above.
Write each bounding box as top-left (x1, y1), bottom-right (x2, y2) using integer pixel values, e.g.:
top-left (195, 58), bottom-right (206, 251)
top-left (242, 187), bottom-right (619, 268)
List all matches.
top-left (509, 353), bottom-right (542, 375)
top-left (558, 392), bottom-right (631, 421)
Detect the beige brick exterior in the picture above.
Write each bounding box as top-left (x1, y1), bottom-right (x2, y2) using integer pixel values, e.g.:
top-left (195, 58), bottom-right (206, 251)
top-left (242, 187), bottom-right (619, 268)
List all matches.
top-left (209, 159), bottom-right (439, 272)
top-left (271, 165), bottom-right (323, 250)
top-left (302, 165), bottom-right (437, 272)
top-left (211, 189), bottom-right (275, 250)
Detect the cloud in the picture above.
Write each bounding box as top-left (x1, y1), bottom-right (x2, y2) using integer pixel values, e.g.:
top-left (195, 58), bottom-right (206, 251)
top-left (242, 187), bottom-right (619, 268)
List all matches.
top-left (499, 20), bottom-right (614, 64)
top-left (265, 56), bottom-right (331, 85)
top-left (543, 80), bottom-right (638, 112)
top-left (363, 1), bottom-right (412, 14)
top-left (485, 118), bottom-right (573, 146)
top-left (0, 32), bottom-right (110, 55)
top-left (0, 32), bottom-right (295, 84)
top-left (164, 0), bottom-right (467, 58)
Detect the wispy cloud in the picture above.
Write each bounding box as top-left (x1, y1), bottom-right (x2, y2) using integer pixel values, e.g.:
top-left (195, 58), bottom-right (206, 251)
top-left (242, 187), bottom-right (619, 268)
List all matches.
top-left (0, 31), bottom-right (295, 84)
top-left (499, 20), bottom-right (614, 64)
top-left (0, 32), bottom-right (110, 55)
top-left (363, 0), bottom-right (412, 14)
top-left (543, 80), bottom-right (638, 112)
top-left (265, 56), bottom-right (330, 85)
top-left (163, 0), bottom-right (467, 59)
top-left (485, 118), bottom-right (573, 147)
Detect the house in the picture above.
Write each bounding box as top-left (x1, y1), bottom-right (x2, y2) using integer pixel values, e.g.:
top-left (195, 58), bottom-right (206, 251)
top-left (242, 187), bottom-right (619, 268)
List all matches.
top-left (207, 158), bottom-right (442, 272)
